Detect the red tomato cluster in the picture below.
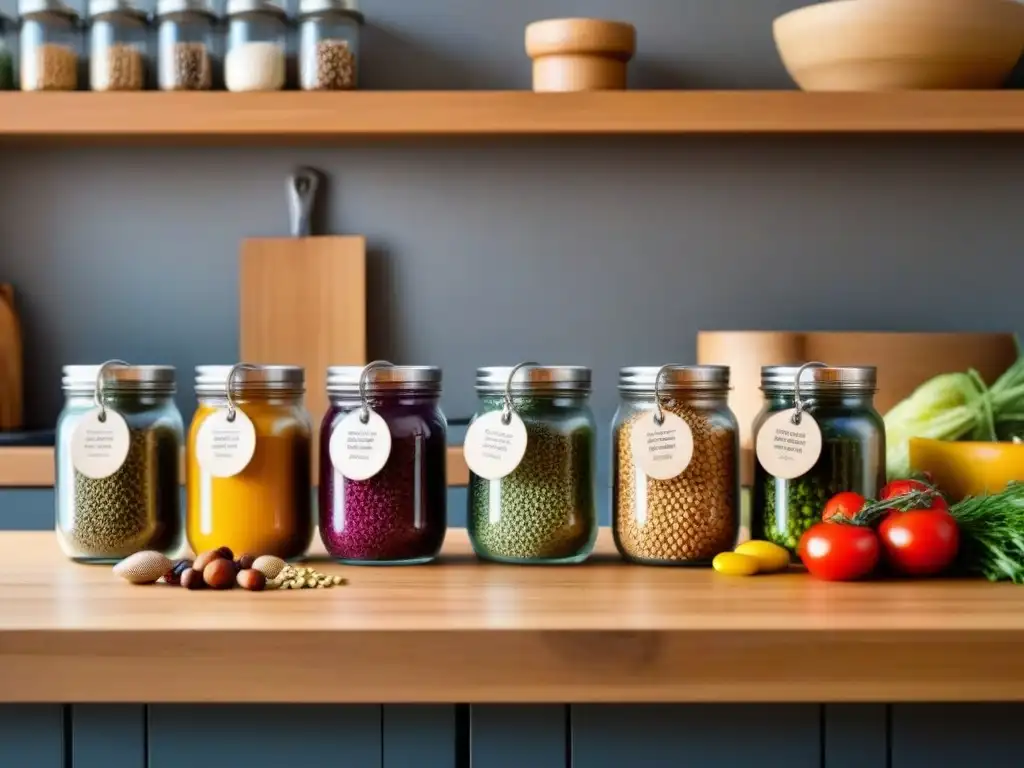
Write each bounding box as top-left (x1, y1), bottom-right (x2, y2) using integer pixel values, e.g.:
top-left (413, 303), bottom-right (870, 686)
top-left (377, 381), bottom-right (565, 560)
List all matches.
top-left (798, 479), bottom-right (959, 581)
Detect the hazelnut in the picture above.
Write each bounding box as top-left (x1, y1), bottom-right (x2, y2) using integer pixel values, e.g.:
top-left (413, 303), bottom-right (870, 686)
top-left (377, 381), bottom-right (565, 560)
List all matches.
top-left (192, 550), bottom-right (223, 572)
top-left (236, 569), bottom-right (267, 592)
top-left (236, 553), bottom-right (256, 571)
top-left (216, 546), bottom-right (234, 561)
top-left (181, 568), bottom-right (204, 590)
top-left (203, 558), bottom-right (236, 590)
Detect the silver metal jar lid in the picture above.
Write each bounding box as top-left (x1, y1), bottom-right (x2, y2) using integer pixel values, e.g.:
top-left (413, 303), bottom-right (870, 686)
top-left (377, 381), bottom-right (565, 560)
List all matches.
top-left (63, 365), bottom-right (176, 395)
top-left (475, 365), bottom-right (592, 395)
top-left (618, 365), bottom-right (729, 393)
top-left (89, 0), bottom-right (147, 21)
top-left (297, 0), bottom-right (363, 22)
top-left (19, 0), bottom-right (78, 20)
top-left (327, 365), bottom-right (441, 395)
top-left (155, 0), bottom-right (216, 19)
top-left (195, 365), bottom-right (305, 396)
top-left (761, 365), bottom-right (877, 393)
top-left (226, 0), bottom-right (287, 19)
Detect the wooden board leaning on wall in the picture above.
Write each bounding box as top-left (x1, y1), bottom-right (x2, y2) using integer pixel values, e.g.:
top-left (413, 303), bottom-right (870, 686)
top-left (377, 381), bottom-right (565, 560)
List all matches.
top-left (0, 446), bottom-right (470, 488)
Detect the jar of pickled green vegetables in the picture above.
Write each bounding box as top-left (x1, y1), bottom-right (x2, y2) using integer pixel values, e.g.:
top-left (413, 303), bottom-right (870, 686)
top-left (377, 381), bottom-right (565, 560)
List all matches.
top-left (465, 364), bottom-right (597, 564)
top-left (752, 364), bottom-right (885, 556)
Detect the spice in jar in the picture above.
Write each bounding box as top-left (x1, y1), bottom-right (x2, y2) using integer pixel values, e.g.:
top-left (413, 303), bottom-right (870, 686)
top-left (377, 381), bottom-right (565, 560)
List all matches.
top-left (167, 42), bottom-right (211, 89)
top-left (0, 14), bottom-right (13, 90)
top-left (467, 366), bottom-right (597, 564)
top-left (225, 41), bottom-right (285, 90)
top-left (23, 43), bottom-right (77, 90)
top-left (613, 366), bottom-right (739, 564)
top-left (309, 39), bottom-right (355, 89)
top-left (91, 43), bottom-right (144, 90)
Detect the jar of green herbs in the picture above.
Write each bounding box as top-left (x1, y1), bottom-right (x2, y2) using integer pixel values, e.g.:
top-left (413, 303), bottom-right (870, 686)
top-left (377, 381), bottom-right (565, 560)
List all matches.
top-left (466, 365), bottom-right (597, 564)
top-left (56, 363), bottom-right (184, 563)
top-left (0, 12), bottom-right (14, 90)
top-left (752, 365), bottom-right (885, 556)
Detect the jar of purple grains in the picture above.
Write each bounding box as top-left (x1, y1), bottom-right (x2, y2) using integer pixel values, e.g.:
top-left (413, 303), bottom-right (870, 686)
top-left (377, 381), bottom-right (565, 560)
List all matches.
top-left (319, 363), bottom-right (447, 565)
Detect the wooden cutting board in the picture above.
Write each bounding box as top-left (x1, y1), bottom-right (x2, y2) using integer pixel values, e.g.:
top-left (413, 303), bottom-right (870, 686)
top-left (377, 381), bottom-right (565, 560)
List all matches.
top-left (0, 284), bottom-right (22, 431)
top-left (240, 168), bottom-right (366, 482)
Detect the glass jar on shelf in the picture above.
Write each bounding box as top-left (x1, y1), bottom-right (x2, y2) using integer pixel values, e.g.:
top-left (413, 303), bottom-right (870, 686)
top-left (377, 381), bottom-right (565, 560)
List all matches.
top-left (752, 364), bottom-right (885, 557)
top-left (224, 0), bottom-right (287, 92)
top-left (466, 364), bottom-right (597, 564)
top-left (56, 363), bottom-right (184, 563)
top-left (612, 365), bottom-right (740, 566)
top-left (88, 0), bottom-right (147, 91)
top-left (319, 364), bottom-right (447, 565)
top-left (18, 0), bottom-right (80, 91)
top-left (186, 364), bottom-right (313, 560)
top-left (297, 0), bottom-right (361, 91)
top-left (155, 0), bottom-right (217, 91)
top-left (0, 11), bottom-right (15, 90)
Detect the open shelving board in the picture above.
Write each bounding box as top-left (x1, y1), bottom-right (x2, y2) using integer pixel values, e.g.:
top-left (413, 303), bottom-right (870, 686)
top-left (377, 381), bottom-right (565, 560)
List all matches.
top-left (1, 91), bottom-right (1024, 143)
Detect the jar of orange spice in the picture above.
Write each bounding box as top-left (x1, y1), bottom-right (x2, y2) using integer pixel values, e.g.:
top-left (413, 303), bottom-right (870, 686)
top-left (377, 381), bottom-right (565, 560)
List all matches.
top-left (186, 364), bottom-right (313, 560)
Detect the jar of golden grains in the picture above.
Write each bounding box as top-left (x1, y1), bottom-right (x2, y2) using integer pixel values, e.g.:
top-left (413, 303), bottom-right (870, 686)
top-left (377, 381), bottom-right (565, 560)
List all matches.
top-left (612, 365), bottom-right (740, 565)
top-left (186, 364), bottom-right (313, 560)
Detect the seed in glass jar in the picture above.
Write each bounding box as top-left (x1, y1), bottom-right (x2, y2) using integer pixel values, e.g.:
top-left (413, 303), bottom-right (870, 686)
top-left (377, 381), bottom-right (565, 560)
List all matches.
top-left (91, 43), bottom-right (144, 91)
top-left (309, 39), bottom-right (356, 90)
top-left (164, 42), bottom-right (211, 90)
top-left (113, 551), bottom-right (172, 584)
top-left (22, 44), bottom-right (77, 91)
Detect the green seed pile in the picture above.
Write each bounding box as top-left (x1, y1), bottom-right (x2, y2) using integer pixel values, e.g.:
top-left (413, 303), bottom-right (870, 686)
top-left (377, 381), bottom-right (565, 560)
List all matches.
top-left (614, 403), bottom-right (738, 564)
top-left (469, 397), bottom-right (596, 563)
top-left (68, 424), bottom-right (180, 560)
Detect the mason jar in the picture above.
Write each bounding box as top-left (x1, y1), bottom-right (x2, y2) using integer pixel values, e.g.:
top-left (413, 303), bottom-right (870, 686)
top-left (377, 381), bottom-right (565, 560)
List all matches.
top-left (88, 0), bottom-right (147, 91)
top-left (56, 364), bottom-right (183, 563)
top-left (297, 0), bottom-right (360, 90)
top-left (224, 0), bottom-right (287, 91)
top-left (187, 365), bottom-right (313, 560)
top-left (155, 0), bottom-right (216, 91)
top-left (467, 365), bottom-right (597, 564)
top-left (319, 365), bottom-right (447, 565)
top-left (752, 365), bottom-right (885, 556)
top-left (0, 12), bottom-right (15, 90)
top-left (612, 366), bottom-right (740, 565)
top-left (19, 0), bottom-right (80, 91)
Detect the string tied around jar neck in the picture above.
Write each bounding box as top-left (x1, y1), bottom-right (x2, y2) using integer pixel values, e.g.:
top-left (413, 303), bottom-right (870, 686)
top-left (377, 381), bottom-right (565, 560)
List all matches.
top-left (225, 363), bottom-right (259, 423)
top-left (94, 359), bottom-right (129, 423)
top-left (358, 360), bottom-right (395, 424)
top-left (792, 361), bottom-right (828, 426)
top-left (652, 363), bottom-right (685, 427)
top-left (503, 361), bottom-right (540, 426)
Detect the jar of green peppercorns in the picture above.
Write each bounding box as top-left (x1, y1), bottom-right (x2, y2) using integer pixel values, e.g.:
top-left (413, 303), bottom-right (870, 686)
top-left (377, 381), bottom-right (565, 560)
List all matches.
top-left (0, 12), bottom-right (14, 90)
top-left (752, 364), bottom-right (884, 557)
top-left (56, 363), bottom-right (184, 563)
top-left (466, 365), bottom-right (597, 564)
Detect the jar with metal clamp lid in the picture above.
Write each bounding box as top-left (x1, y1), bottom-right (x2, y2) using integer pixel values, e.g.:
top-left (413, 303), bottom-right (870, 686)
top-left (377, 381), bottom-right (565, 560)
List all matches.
top-left (187, 364), bottom-right (313, 560)
top-left (613, 365), bottom-right (740, 565)
top-left (297, 0), bottom-right (361, 90)
top-left (319, 363), bottom-right (447, 565)
top-left (56, 362), bottom-right (184, 562)
top-left (19, 0), bottom-right (80, 91)
top-left (155, 0), bottom-right (217, 91)
top-left (0, 11), bottom-right (15, 90)
top-left (465, 363), bottom-right (597, 564)
top-left (752, 363), bottom-right (885, 556)
top-left (224, 0), bottom-right (287, 91)
top-left (88, 0), bottom-right (148, 91)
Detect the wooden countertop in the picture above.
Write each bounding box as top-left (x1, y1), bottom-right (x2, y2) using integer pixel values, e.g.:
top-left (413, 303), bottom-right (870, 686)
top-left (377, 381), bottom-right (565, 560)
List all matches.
top-left (2, 530), bottom-right (1024, 703)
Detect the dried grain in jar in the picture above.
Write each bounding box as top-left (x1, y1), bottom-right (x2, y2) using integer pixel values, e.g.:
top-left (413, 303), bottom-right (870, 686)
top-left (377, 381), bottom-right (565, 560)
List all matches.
top-left (0, 12), bottom-right (15, 90)
top-left (613, 366), bottom-right (740, 565)
top-left (19, 0), bottom-right (80, 91)
top-left (224, 0), bottom-right (287, 91)
top-left (155, 0), bottom-right (217, 91)
top-left (88, 0), bottom-right (148, 91)
top-left (298, 0), bottom-right (361, 90)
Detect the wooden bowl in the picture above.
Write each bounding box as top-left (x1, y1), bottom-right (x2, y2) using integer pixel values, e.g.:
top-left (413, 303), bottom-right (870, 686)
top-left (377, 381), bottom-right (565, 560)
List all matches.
top-left (910, 438), bottom-right (1024, 502)
top-left (525, 18), bottom-right (636, 92)
top-left (773, 0), bottom-right (1024, 90)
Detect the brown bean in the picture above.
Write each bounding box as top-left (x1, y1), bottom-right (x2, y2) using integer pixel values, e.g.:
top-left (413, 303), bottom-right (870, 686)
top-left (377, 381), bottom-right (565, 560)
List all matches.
top-left (236, 569), bottom-right (267, 592)
top-left (236, 553), bottom-right (256, 571)
top-left (181, 567), bottom-right (205, 590)
top-left (203, 558), bottom-right (236, 590)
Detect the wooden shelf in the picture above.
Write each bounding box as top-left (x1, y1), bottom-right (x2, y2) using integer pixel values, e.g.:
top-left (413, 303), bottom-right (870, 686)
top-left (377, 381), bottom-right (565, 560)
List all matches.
top-left (1, 91), bottom-right (1024, 143)
top-left (2, 529), bottom-right (1024, 703)
top-left (0, 445), bottom-right (469, 487)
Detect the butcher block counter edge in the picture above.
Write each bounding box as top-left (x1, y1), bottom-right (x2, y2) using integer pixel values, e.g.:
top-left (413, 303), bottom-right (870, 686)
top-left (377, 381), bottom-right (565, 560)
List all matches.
top-left (1, 530), bottom-right (1024, 703)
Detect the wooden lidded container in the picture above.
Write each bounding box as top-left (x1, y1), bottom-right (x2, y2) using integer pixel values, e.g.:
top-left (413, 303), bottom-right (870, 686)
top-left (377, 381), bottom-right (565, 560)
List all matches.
top-left (525, 18), bottom-right (636, 92)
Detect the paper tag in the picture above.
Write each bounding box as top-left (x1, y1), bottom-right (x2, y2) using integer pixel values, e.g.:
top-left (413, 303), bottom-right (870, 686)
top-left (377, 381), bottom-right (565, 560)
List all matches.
top-left (329, 409), bottom-right (392, 481)
top-left (463, 410), bottom-right (528, 480)
top-left (196, 408), bottom-right (257, 478)
top-left (756, 408), bottom-right (822, 480)
top-left (630, 411), bottom-right (694, 481)
top-left (71, 408), bottom-right (130, 479)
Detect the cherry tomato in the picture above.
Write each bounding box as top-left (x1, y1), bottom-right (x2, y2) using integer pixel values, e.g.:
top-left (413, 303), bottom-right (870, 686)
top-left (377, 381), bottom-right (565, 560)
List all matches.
top-left (880, 479), bottom-right (948, 511)
top-left (822, 492), bottom-right (866, 522)
top-left (878, 509), bottom-right (959, 576)
top-left (798, 523), bottom-right (880, 581)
